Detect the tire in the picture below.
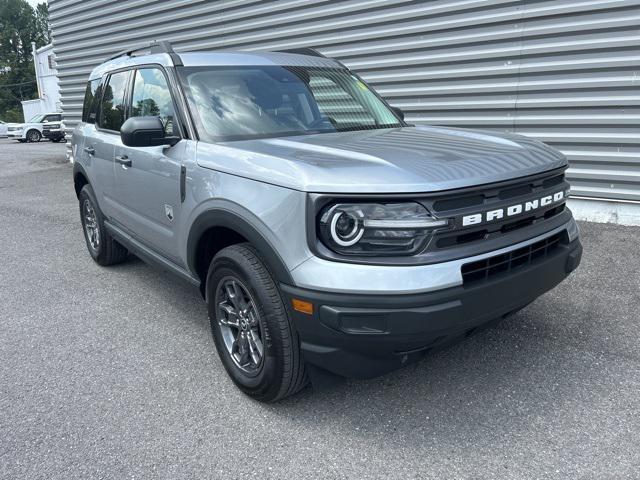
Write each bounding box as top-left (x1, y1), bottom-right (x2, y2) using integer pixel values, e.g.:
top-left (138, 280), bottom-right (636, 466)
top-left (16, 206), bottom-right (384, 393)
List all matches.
top-left (78, 184), bottom-right (128, 266)
top-left (207, 243), bottom-right (307, 402)
top-left (26, 129), bottom-right (41, 142)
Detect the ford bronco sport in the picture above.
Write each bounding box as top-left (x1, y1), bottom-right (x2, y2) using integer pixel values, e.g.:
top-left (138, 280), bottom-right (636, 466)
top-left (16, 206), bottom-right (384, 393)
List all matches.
top-left (72, 42), bottom-right (582, 402)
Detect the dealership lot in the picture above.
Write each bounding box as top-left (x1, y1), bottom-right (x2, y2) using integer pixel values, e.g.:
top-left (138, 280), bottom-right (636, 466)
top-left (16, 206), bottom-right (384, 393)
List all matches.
top-left (0, 137), bottom-right (638, 479)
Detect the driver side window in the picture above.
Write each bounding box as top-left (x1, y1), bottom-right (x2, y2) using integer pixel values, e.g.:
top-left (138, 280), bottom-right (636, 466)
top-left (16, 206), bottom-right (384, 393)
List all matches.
top-left (99, 70), bottom-right (130, 132)
top-left (130, 68), bottom-right (176, 136)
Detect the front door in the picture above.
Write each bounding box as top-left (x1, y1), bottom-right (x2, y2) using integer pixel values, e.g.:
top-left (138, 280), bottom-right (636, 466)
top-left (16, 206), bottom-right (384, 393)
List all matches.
top-left (112, 67), bottom-right (184, 263)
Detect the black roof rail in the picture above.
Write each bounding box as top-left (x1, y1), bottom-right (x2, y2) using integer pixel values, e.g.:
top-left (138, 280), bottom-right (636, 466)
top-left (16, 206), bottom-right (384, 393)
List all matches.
top-left (105, 40), bottom-right (183, 66)
top-left (275, 47), bottom-right (346, 68)
top-left (276, 47), bottom-right (327, 58)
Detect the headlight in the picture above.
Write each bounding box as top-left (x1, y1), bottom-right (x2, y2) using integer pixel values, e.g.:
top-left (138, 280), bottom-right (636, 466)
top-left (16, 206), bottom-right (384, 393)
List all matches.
top-left (318, 202), bottom-right (448, 256)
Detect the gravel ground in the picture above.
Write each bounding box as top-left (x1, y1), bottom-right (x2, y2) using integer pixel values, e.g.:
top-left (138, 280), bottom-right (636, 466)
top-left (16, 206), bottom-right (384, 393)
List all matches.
top-left (0, 137), bottom-right (67, 178)
top-left (0, 137), bottom-right (639, 479)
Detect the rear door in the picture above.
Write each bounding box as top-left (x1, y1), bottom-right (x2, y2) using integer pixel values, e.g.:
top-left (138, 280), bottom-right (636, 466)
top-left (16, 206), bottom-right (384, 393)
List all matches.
top-left (86, 70), bottom-right (132, 219)
top-left (113, 66), bottom-right (185, 263)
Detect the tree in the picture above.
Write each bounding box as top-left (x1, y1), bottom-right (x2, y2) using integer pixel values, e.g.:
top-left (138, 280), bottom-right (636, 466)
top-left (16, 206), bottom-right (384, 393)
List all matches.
top-left (0, 0), bottom-right (49, 122)
top-left (133, 98), bottom-right (160, 117)
top-left (34, 3), bottom-right (50, 45)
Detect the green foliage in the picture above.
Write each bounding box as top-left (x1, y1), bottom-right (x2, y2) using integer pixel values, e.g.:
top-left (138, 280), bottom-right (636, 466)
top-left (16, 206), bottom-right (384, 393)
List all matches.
top-left (34, 3), bottom-right (49, 45)
top-left (4, 105), bottom-right (23, 122)
top-left (133, 98), bottom-right (160, 117)
top-left (0, 0), bottom-right (49, 121)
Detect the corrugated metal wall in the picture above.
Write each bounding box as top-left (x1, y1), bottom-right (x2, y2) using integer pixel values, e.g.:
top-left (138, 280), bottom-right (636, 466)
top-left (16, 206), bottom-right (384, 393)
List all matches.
top-left (49, 0), bottom-right (640, 201)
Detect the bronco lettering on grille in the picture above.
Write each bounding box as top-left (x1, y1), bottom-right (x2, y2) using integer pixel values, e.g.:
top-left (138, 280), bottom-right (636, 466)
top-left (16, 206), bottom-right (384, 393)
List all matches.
top-left (462, 190), bottom-right (567, 227)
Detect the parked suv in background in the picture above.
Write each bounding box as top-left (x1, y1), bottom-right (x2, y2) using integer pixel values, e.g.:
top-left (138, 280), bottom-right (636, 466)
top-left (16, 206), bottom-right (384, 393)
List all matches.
top-left (42, 119), bottom-right (66, 142)
top-left (7, 112), bottom-right (63, 142)
top-left (72, 42), bottom-right (582, 402)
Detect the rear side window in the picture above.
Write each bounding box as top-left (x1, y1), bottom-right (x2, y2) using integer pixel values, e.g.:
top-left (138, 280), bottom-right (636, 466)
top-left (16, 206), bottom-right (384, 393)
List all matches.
top-left (44, 114), bottom-right (61, 122)
top-left (82, 79), bottom-right (102, 123)
top-left (130, 68), bottom-right (176, 135)
top-left (100, 70), bottom-right (131, 131)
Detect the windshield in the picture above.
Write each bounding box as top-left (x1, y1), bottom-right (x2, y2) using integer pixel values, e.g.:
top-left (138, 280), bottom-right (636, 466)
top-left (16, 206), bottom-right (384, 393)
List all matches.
top-left (178, 66), bottom-right (403, 142)
top-left (28, 114), bottom-right (46, 123)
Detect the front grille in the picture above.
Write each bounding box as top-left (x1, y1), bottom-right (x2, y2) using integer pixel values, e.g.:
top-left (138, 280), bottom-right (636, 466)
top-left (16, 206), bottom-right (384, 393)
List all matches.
top-left (461, 232), bottom-right (563, 285)
top-left (425, 170), bottom-right (569, 251)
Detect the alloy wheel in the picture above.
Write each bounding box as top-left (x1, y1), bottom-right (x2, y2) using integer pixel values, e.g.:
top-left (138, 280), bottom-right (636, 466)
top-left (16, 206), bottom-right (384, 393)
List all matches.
top-left (83, 199), bottom-right (100, 251)
top-left (215, 276), bottom-right (265, 375)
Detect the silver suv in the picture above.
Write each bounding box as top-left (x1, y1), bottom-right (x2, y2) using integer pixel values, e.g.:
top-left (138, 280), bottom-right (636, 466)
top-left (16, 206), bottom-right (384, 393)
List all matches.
top-left (72, 42), bottom-right (582, 402)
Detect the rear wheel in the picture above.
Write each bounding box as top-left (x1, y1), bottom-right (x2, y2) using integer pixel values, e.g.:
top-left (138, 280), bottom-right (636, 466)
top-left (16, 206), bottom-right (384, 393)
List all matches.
top-left (26, 129), bottom-right (41, 142)
top-left (79, 184), bottom-right (128, 266)
top-left (207, 244), bottom-right (307, 402)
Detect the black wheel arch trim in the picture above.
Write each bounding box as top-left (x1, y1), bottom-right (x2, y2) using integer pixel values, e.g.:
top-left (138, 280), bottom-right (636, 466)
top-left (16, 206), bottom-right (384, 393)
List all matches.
top-left (73, 162), bottom-right (91, 198)
top-left (187, 208), bottom-right (294, 286)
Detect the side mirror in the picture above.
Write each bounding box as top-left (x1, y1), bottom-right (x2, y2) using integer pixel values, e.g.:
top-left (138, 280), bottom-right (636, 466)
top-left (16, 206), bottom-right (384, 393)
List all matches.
top-left (390, 106), bottom-right (404, 121)
top-left (120, 116), bottom-right (180, 148)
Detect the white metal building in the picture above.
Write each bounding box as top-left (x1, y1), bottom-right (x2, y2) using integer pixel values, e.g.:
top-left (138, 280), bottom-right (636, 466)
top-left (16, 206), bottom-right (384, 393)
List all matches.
top-left (48, 0), bottom-right (640, 221)
top-left (21, 43), bottom-right (61, 121)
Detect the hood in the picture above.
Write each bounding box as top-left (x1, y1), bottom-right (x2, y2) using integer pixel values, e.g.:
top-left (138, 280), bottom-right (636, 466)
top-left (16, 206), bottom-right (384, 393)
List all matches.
top-left (196, 126), bottom-right (567, 193)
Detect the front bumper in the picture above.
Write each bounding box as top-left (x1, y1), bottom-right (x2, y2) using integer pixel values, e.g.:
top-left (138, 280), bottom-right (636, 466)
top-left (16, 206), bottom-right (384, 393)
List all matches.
top-left (281, 234), bottom-right (582, 379)
top-left (7, 131), bottom-right (23, 138)
top-left (43, 129), bottom-right (64, 140)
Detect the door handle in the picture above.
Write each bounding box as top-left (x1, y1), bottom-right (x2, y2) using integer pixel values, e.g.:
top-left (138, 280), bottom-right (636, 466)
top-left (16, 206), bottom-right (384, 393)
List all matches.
top-left (84, 146), bottom-right (95, 155)
top-left (115, 155), bottom-right (132, 168)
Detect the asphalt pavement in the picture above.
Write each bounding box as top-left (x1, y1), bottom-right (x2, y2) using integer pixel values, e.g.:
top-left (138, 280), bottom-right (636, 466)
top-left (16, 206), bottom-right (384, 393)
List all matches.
top-left (0, 137), bottom-right (638, 479)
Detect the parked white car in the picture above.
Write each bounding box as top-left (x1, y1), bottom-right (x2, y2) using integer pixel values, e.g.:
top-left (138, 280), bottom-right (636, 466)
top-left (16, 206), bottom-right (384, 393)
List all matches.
top-left (6, 113), bottom-right (63, 143)
top-left (0, 120), bottom-right (7, 137)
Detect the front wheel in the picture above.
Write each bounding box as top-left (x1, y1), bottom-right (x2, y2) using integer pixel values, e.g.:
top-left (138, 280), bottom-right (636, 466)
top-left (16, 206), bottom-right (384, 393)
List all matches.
top-left (207, 244), bottom-right (307, 402)
top-left (26, 129), bottom-right (41, 142)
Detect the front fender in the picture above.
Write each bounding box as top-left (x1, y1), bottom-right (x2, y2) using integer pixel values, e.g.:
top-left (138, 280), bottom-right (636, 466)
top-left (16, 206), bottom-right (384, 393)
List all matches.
top-left (186, 205), bottom-right (295, 285)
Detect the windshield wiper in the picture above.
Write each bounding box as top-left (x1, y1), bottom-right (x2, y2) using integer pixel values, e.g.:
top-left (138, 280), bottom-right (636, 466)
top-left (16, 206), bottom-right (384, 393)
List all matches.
top-left (334, 123), bottom-right (402, 132)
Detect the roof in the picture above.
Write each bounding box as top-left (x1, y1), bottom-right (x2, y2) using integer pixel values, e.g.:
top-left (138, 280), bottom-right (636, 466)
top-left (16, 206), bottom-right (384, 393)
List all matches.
top-left (35, 43), bottom-right (54, 55)
top-left (89, 50), bottom-right (343, 80)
